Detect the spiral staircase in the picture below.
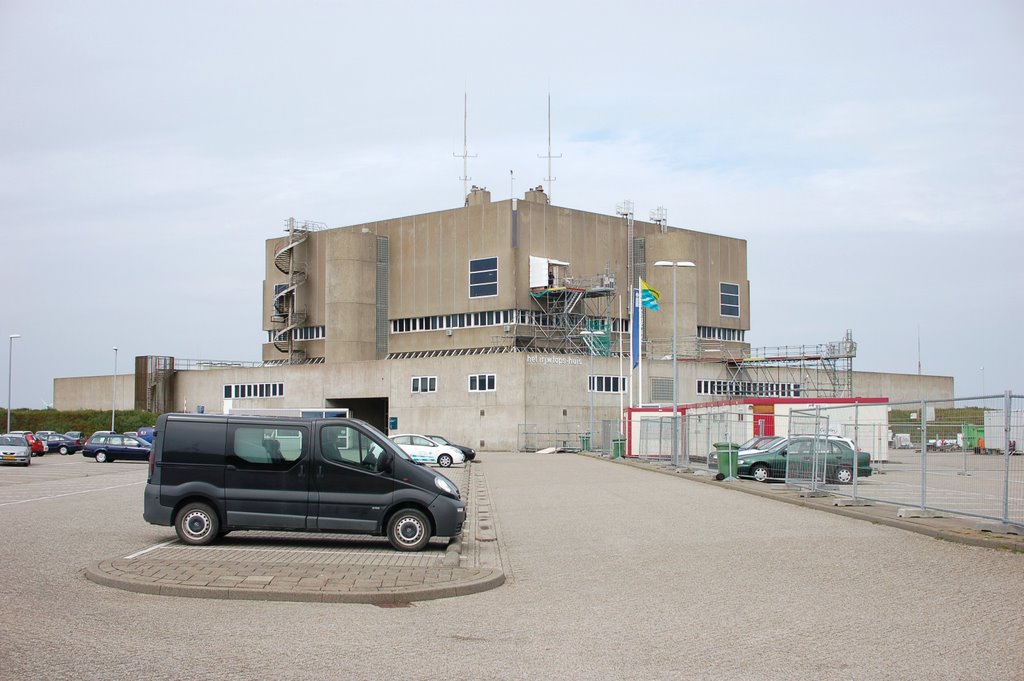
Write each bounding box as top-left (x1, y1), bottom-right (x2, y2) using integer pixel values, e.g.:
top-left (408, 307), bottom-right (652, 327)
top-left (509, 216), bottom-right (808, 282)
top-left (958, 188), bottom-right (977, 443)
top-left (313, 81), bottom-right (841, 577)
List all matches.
top-left (271, 218), bottom-right (310, 363)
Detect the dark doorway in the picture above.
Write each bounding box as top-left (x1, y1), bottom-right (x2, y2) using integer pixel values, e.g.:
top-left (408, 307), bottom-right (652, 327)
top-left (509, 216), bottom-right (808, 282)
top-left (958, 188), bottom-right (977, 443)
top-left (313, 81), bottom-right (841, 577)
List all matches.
top-left (325, 397), bottom-right (389, 433)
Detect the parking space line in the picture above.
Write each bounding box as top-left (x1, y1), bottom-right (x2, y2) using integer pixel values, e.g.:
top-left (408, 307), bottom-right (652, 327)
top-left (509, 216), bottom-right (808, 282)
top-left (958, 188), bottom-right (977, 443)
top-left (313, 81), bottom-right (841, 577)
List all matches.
top-left (0, 481), bottom-right (143, 507)
top-left (123, 540), bottom-right (177, 559)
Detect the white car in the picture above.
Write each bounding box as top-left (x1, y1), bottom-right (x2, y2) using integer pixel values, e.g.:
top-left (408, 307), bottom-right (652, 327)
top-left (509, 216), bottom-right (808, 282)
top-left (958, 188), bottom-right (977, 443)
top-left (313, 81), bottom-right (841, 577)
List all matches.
top-left (389, 434), bottom-right (465, 468)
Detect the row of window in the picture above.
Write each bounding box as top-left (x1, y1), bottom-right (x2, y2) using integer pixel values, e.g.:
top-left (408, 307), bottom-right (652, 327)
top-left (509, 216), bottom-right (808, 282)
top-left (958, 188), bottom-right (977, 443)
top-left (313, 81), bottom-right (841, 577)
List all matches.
top-left (392, 309), bottom-right (630, 335)
top-left (224, 383), bottom-right (286, 399)
top-left (392, 309), bottom-right (518, 334)
top-left (410, 374), bottom-right (496, 393)
top-left (265, 326), bottom-right (326, 343)
top-left (409, 374), bottom-right (628, 395)
top-left (696, 380), bottom-right (801, 397)
top-left (697, 326), bottom-right (746, 341)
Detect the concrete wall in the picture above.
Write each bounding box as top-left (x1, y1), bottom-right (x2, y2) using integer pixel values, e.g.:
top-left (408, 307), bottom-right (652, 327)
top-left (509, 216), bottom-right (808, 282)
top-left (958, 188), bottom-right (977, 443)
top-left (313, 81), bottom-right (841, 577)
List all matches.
top-left (53, 374), bottom-right (136, 411)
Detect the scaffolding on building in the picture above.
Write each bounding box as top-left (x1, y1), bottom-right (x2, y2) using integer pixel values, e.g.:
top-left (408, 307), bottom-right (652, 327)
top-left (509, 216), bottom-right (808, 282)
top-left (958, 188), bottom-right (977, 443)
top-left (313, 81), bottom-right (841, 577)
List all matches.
top-left (721, 330), bottom-right (858, 397)
top-left (494, 265), bottom-right (618, 356)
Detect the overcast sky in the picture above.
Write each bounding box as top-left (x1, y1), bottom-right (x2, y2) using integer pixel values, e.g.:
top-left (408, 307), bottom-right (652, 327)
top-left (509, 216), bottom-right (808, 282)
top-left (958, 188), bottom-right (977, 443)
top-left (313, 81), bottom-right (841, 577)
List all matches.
top-left (1, 0), bottom-right (1021, 409)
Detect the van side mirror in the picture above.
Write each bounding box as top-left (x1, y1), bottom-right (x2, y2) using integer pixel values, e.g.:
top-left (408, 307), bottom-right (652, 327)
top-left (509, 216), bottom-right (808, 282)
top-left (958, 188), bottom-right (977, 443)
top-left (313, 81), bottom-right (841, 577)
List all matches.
top-left (377, 450), bottom-right (393, 473)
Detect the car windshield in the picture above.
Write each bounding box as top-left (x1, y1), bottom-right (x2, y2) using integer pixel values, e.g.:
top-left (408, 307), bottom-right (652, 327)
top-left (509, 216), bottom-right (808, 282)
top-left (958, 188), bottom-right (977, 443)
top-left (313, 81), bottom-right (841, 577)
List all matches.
top-left (428, 435), bottom-right (451, 445)
top-left (0, 435), bottom-right (24, 445)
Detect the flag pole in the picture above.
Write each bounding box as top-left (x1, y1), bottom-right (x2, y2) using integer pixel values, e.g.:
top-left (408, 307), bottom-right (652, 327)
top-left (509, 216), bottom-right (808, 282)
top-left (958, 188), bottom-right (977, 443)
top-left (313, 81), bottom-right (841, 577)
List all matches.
top-left (637, 277), bottom-right (643, 408)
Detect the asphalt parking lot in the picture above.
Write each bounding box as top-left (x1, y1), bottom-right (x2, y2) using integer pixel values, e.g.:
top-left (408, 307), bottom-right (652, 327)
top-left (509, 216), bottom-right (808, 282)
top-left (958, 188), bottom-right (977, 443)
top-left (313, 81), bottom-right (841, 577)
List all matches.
top-left (2, 452), bottom-right (1022, 680)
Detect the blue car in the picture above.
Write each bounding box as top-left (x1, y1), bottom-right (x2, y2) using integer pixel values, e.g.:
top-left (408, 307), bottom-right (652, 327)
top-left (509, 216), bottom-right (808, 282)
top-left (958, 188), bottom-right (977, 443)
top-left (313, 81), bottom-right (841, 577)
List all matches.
top-left (44, 434), bottom-right (84, 455)
top-left (83, 433), bottom-right (151, 463)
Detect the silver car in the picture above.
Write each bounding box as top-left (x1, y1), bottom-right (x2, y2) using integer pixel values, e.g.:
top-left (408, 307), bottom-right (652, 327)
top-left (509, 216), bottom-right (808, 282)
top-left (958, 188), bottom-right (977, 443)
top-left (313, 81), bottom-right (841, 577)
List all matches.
top-left (0, 434), bottom-right (32, 466)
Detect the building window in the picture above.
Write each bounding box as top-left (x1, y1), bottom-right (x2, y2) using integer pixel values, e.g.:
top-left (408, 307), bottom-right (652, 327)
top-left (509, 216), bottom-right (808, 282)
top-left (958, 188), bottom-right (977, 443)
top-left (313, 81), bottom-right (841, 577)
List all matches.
top-left (224, 383), bottom-right (285, 400)
top-left (720, 283), bottom-right (740, 317)
top-left (588, 375), bottom-right (628, 393)
top-left (411, 376), bottom-right (437, 393)
top-left (469, 257), bottom-right (498, 298)
top-left (695, 380), bottom-right (800, 398)
top-left (469, 374), bottom-right (496, 392)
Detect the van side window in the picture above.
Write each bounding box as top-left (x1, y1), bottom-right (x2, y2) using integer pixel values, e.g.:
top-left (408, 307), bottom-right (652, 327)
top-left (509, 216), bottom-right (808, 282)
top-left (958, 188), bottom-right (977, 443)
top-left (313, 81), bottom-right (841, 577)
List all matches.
top-left (231, 426), bottom-right (305, 466)
top-left (321, 425), bottom-right (384, 472)
top-left (163, 420), bottom-right (227, 464)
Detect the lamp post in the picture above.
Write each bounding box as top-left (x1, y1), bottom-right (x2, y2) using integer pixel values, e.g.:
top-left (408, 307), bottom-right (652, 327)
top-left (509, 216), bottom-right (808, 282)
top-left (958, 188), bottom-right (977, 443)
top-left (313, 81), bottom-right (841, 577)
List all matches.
top-left (654, 261), bottom-right (696, 467)
top-left (111, 347), bottom-right (118, 432)
top-left (7, 334), bottom-right (20, 433)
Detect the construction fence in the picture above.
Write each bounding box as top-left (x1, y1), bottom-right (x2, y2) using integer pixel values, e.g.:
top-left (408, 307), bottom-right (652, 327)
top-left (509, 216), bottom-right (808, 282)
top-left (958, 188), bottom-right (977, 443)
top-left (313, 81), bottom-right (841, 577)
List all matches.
top-left (623, 392), bottom-right (1023, 530)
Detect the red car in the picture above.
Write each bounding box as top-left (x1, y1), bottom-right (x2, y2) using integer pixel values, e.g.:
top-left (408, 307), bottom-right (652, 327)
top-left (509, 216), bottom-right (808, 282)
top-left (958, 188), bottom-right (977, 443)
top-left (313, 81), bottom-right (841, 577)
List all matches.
top-left (9, 431), bottom-right (45, 456)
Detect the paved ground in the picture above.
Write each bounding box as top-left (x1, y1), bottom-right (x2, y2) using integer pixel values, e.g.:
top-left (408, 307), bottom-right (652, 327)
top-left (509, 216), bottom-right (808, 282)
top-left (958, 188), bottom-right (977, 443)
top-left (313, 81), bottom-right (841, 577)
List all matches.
top-left (3, 452), bottom-right (1023, 679)
top-left (83, 452), bottom-right (1023, 604)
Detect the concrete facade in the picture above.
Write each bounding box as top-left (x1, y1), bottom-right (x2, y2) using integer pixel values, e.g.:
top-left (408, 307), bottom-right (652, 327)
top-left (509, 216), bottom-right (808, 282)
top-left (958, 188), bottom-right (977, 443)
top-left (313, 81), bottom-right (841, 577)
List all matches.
top-left (53, 189), bottom-right (954, 449)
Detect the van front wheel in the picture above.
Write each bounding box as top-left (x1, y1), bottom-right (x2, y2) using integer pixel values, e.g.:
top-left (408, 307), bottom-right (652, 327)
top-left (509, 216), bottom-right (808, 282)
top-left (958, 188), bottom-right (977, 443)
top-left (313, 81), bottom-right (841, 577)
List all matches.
top-left (387, 508), bottom-right (431, 551)
top-left (175, 502), bottom-right (220, 546)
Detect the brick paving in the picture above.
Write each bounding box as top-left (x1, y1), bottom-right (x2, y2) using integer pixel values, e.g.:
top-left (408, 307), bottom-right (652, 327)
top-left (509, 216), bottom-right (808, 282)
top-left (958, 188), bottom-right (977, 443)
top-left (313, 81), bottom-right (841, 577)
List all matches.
top-left (85, 463), bottom-right (505, 603)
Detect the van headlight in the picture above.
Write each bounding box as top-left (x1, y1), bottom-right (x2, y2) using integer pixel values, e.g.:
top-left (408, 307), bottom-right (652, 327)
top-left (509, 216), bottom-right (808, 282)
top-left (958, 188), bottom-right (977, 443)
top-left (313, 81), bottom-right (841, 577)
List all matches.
top-left (435, 477), bottom-right (457, 497)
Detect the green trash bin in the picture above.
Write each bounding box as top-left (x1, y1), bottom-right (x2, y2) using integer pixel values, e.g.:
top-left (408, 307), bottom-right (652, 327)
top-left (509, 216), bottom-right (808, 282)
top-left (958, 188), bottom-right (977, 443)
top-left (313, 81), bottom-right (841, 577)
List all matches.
top-left (580, 434), bottom-right (591, 451)
top-left (718, 448), bottom-right (739, 480)
top-left (711, 442), bottom-right (737, 468)
top-left (612, 438), bottom-right (625, 459)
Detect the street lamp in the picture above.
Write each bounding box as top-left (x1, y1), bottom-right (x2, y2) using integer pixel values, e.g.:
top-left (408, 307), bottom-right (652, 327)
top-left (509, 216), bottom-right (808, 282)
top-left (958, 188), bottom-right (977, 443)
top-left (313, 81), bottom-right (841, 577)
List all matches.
top-left (653, 261), bottom-right (696, 467)
top-left (111, 347), bottom-right (118, 432)
top-left (7, 334), bottom-right (20, 433)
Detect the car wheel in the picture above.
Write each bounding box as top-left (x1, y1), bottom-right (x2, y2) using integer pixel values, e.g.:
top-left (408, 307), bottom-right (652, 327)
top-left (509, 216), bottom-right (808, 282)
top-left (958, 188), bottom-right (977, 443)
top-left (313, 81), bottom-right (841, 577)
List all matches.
top-left (751, 463), bottom-right (771, 483)
top-left (437, 453), bottom-right (453, 468)
top-left (175, 502), bottom-right (220, 546)
top-left (59, 445), bottom-right (69, 455)
top-left (24, 457), bottom-right (31, 467)
top-left (833, 466), bottom-right (854, 484)
top-left (387, 508), bottom-right (431, 551)
top-left (94, 451), bottom-right (108, 463)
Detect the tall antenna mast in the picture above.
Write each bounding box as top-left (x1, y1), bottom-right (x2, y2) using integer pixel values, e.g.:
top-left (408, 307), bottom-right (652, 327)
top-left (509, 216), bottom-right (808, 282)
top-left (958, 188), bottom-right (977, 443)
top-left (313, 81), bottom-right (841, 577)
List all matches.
top-left (538, 93), bottom-right (561, 203)
top-left (453, 91), bottom-right (477, 203)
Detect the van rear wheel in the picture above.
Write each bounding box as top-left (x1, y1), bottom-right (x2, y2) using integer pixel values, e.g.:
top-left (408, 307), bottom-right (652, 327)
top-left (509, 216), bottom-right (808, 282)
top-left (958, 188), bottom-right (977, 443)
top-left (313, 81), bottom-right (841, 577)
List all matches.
top-left (175, 502), bottom-right (220, 546)
top-left (387, 508), bottom-right (430, 551)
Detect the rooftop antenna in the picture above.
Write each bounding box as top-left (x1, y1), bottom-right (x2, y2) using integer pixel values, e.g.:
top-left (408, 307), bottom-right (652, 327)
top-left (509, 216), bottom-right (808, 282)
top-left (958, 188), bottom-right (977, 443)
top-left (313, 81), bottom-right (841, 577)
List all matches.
top-left (650, 206), bottom-right (668, 233)
top-left (453, 91), bottom-right (477, 204)
top-left (538, 93), bottom-right (561, 203)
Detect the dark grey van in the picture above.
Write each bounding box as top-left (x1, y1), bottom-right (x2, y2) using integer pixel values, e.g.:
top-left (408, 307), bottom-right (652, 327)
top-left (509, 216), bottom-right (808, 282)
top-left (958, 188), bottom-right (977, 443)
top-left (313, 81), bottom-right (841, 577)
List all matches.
top-left (143, 413), bottom-right (464, 551)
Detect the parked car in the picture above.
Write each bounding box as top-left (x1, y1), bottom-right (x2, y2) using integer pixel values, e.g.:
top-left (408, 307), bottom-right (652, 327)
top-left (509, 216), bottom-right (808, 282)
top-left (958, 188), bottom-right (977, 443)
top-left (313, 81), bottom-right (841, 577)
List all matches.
top-left (426, 434), bottom-right (476, 461)
top-left (389, 434), bottom-right (465, 467)
top-left (44, 433), bottom-right (83, 455)
top-left (9, 431), bottom-right (45, 456)
top-left (82, 433), bottom-right (152, 463)
top-left (0, 434), bottom-right (32, 466)
top-left (64, 431), bottom-right (84, 441)
top-left (737, 435), bottom-right (872, 484)
top-left (136, 426), bottom-right (155, 443)
top-left (35, 430), bottom-right (58, 441)
top-left (709, 435), bottom-right (784, 467)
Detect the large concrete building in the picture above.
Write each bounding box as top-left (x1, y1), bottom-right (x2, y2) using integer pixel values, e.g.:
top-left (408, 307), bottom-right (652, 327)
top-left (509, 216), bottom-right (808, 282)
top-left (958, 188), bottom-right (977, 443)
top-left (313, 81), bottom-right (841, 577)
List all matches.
top-left (54, 187), bottom-right (953, 449)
